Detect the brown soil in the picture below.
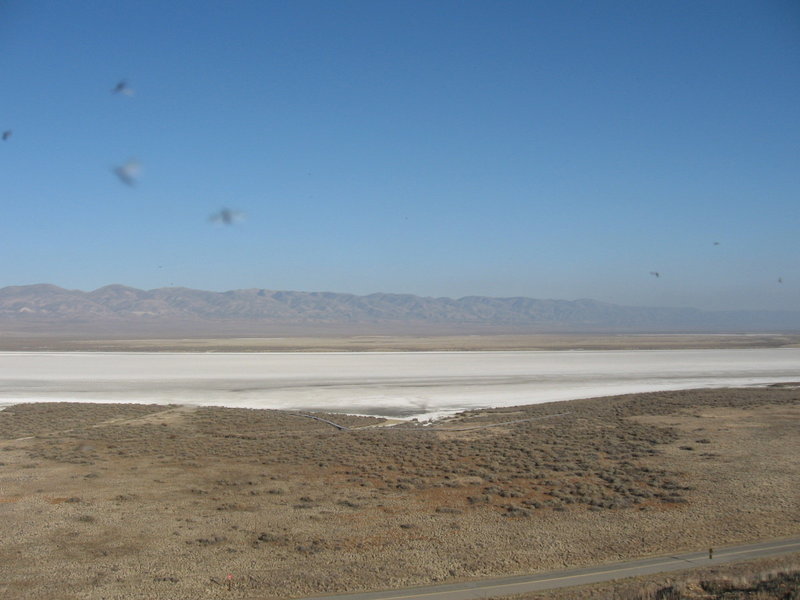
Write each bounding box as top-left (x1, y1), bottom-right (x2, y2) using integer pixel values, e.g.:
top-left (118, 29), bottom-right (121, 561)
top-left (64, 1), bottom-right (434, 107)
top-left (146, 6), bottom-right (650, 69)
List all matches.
top-left (0, 387), bottom-right (798, 599)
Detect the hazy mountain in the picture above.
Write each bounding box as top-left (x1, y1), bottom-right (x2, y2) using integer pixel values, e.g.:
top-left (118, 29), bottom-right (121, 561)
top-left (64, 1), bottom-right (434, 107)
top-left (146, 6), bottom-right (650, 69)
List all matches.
top-left (1, 283), bottom-right (798, 334)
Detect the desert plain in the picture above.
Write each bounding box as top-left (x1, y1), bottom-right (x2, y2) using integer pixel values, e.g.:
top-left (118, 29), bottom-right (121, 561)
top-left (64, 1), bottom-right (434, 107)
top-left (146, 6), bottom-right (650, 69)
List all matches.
top-left (2, 332), bottom-right (800, 352)
top-left (1, 374), bottom-right (799, 598)
top-left (1, 334), bottom-right (799, 599)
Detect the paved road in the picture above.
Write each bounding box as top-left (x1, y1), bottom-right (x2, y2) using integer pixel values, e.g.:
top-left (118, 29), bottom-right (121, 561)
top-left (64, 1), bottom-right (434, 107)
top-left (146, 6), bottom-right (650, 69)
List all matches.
top-left (295, 537), bottom-right (800, 600)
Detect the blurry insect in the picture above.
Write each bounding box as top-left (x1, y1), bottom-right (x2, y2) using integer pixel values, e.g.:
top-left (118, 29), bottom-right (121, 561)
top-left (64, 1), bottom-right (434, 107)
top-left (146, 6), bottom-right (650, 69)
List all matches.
top-left (2, 130), bottom-right (11, 141)
top-left (112, 159), bottom-right (141, 186)
top-left (649, 271), bottom-right (660, 278)
top-left (411, 397), bottom-right (430, 414)
top-left (713, 241), bottom-right (720, 246)
top-left (209, 208), bottom-right (245, 225)
top-left (112, 80), bottom-right (134, 96)
top-left (778, 277), bottom-right (783, 284)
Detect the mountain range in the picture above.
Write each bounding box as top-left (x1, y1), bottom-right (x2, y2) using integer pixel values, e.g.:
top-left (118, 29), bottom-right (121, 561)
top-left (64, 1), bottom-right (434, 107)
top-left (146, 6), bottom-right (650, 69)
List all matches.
top-left (0, 283), bottom-right (798, 335)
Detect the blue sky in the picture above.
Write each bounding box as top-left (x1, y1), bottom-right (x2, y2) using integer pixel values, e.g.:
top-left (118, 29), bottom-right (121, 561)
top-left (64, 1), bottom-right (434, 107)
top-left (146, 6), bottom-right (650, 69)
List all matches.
top-left (1, 0), bottom-right (798, 311)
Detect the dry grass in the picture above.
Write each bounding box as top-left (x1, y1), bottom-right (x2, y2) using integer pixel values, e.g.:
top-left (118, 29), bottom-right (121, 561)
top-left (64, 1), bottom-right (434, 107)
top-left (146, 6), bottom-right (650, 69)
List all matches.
top-left (0, 387), bottom-right (798, 599)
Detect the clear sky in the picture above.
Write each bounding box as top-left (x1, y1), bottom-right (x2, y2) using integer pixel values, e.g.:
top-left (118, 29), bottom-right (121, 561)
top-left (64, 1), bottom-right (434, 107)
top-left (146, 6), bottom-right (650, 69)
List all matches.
top-left (1, 0), bottom-right (798, 311)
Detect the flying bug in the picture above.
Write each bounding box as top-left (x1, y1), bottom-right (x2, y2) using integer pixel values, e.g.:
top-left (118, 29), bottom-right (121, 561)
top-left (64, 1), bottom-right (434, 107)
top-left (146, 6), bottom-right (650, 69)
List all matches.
top-left (209, 208), bottom-right (245, 225)
top-left (112, 159), bottom-right (141, 186)
top-left (112, 80), bottom-right (134, 96)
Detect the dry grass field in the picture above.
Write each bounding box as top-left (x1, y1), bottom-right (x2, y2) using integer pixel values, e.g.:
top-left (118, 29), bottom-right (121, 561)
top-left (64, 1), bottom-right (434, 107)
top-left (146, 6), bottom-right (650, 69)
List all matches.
top-left (2, 332), bottom-right (799, 352)
top-left (1, 386), bottom-right (798, 599)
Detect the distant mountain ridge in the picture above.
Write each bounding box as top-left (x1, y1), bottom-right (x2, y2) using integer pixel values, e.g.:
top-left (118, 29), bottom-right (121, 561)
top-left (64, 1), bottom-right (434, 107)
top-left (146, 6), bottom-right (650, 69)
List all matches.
top-left (1, 283), bottom-right (798, 333)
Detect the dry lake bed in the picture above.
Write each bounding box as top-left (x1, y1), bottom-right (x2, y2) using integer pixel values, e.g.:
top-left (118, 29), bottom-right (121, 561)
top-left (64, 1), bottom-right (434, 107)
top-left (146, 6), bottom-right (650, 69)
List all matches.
top-left (1, 348), bottom-right (799, 419)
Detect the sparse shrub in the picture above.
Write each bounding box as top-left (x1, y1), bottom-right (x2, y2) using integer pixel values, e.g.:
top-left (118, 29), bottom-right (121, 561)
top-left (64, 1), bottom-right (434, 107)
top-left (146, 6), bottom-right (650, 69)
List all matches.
top-left (435, 507), bottom-right (462, 514)
top-left (503, 506), bottom-right (530, 517)
top-left (467, 495), bottom-right (490, 505)
top-left (256, 532), bottom-right (287, 543)
top-left (194, 536), bottom-right (226, 546)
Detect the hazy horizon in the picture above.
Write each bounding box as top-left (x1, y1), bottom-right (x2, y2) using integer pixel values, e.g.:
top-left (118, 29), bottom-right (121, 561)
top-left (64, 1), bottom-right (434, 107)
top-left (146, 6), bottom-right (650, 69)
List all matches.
top-left (2, 1), bottom-right (798, 311)
top-left (6, 280), bottom-right (800, 314)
